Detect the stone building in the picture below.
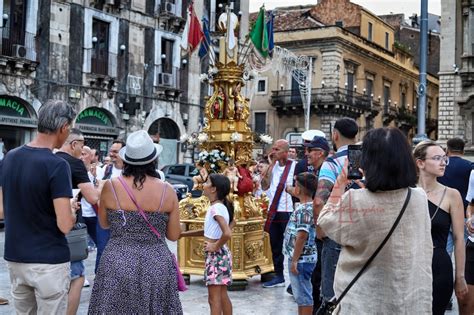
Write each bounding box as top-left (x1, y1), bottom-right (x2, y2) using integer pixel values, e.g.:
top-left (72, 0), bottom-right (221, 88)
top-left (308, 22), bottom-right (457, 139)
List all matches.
top-left (250, 0), bottom-right (439, 146)
top-left (0, 0), bottom-right (249, 166)
top-left (438, 0), bottom-right (474, 147)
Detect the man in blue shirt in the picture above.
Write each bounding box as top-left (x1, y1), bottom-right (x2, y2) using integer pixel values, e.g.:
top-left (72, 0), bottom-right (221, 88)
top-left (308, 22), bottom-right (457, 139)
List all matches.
top-left (438, 138), bottom-right (473, 256)
top-left (0, 100), bottom-right (77, 314)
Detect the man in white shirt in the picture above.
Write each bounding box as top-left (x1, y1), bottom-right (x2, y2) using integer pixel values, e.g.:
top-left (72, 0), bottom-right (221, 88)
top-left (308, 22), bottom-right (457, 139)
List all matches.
top-left (95, 139), bottom-right (125, 272)
top-left (261, 139), bottom-right (296, 288)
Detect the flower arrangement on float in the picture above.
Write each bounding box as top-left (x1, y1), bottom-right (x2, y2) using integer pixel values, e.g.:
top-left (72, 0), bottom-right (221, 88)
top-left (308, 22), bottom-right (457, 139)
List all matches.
top-left (197, 149), bottom-right (230, 173)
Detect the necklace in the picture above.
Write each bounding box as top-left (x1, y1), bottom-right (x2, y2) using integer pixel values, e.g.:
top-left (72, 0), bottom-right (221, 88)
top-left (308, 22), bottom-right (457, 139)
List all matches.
top-left (210, 199), bottom-right (221, 205)
top-left (425, 187), bottom-right (439, 194)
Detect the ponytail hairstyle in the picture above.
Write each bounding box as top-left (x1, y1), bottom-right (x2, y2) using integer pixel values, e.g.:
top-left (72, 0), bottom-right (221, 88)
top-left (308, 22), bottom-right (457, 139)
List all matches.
top-left (209, 174), bottom-right (234, 223)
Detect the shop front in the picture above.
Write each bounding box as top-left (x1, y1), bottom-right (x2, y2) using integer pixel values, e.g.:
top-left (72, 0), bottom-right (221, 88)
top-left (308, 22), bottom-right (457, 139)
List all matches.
top-left (75, 107), bottom-right (119, 160)
top-left (0, 95), bottom-right (37, 153)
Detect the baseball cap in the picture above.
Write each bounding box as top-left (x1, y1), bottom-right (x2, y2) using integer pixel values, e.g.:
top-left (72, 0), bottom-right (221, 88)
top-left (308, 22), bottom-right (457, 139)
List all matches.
top-left (303, 136), bottom-right (330, 152)
top-left (301, 129), bottom-right (326, 141)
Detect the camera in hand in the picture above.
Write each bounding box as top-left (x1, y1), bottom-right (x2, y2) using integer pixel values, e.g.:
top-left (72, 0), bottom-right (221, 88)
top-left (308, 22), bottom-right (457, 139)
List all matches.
top-left (347, 145), bottom-right (363, 180)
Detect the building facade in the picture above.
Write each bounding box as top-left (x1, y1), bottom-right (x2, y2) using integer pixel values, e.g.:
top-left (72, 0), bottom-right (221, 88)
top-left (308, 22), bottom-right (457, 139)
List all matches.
top-left (0, 0), bottom-right (249, 165)
top-left (438, 0), bottom-right (474, 147)
top-left (250, 0), bottom-right (439, 145)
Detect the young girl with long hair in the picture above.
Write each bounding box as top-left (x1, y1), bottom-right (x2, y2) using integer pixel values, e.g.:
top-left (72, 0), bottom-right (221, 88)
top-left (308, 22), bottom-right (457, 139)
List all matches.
top-left (182, 174), bottom-right (234, 315)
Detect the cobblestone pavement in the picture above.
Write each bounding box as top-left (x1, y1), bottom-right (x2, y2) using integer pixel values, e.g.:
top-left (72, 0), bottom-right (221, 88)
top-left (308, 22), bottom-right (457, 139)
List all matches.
top-left (0, 228), bottom-right (459, 314)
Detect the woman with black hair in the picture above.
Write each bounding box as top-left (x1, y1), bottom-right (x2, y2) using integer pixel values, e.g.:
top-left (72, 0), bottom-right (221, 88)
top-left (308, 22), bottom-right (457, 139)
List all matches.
top-left (182, 173), bottom-right (234, 315)
top-left (317, 127), bottom-right (433, 314)
top-left (88, 130), bottom-right (182, 314)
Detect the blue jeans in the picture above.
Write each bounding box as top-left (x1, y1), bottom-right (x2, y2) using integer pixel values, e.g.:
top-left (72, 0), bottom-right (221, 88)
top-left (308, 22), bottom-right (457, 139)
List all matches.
top-left (289, 259), bottom-right (316, 306)
top-left (95, 223), bottom-right (110, 273)
top-left (446, 220), bottom-right (469, 257)
top-left (321, 237), bottom-right (341, 301)
top-left (70, 260), bottom-right (85, 280)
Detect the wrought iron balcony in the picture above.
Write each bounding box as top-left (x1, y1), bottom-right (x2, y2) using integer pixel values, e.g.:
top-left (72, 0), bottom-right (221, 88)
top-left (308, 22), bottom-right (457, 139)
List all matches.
top-left (460, 55), bottom-right (474, 87)
top-left (1, 29), bottom-right (36, 61)
top-left (271, 87), bottom-right (378, 118)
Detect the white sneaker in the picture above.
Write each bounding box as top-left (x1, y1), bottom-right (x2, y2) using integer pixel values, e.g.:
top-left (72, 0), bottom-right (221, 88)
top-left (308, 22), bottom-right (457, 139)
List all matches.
top-left (83, 278), bottom-right (90, 287)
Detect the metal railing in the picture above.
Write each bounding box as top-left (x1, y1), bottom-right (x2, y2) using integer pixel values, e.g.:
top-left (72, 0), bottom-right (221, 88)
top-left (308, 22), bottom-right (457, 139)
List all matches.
top-left (91, 55), bottom-right (108, 76)
top-left (271, 87), bottom-right (374, 111)
top-left (1, 28), bottom-right (36, 61)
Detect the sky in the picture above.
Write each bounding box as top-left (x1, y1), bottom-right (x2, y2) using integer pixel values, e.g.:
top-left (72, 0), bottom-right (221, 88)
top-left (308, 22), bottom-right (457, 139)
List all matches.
top-left (249, 1), bottom-right (442, 17)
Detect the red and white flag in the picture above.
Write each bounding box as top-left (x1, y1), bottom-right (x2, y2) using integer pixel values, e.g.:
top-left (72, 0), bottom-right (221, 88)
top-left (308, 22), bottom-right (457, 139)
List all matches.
top-left (180, 3), bottom-right (203, 53)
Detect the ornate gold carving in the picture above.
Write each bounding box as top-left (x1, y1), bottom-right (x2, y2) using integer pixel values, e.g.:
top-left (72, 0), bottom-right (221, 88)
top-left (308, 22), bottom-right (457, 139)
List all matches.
top-left (245, 241), bottom-right (264, 260)
top-left (179, 195), bottom-right (210, 220)
top-left (192, 241), bottom-right (206, 259)
top-left (243, 223), bottom-right (262, 233)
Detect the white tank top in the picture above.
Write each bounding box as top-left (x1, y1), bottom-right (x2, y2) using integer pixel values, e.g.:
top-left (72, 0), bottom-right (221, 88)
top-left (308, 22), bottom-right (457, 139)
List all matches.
top-left (204, 203), bottom-right (230, 239)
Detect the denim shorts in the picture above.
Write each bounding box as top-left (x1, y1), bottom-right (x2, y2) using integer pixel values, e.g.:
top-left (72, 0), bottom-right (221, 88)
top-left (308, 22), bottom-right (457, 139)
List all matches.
top-left (288, 259), bottom-right (316, 306)
top-left (70, 260), bottom-right (85, 280)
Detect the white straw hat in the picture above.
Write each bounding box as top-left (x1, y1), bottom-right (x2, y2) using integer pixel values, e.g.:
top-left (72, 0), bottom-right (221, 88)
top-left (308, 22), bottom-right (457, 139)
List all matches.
top-left (119, 130), bottom-right (163, 165)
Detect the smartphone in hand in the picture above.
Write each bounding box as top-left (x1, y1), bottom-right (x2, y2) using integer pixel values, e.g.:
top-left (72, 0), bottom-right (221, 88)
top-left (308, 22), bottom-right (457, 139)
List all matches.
top-left (347, 145), bottom-right (363, 180)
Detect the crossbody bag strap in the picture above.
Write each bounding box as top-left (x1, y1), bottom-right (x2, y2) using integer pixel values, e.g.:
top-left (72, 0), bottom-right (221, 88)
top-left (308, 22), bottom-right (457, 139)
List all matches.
top-left (333, 188), bottom-right (412, 306)
top-left (117, 176), bottom-right (162, 238)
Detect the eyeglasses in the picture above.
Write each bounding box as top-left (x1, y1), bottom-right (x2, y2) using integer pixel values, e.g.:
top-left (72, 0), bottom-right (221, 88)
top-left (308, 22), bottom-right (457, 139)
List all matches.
top-left (424, 155), bottom-right (450, 165)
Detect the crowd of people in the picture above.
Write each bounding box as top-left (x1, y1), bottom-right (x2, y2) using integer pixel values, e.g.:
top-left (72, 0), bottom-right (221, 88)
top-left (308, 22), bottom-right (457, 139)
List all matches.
top-left (1, 99), bottom-right (474, 315)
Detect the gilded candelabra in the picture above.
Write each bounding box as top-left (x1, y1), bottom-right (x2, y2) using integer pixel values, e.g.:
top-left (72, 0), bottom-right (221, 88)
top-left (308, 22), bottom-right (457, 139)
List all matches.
top-left (177, 19), bottom-right (274, 289)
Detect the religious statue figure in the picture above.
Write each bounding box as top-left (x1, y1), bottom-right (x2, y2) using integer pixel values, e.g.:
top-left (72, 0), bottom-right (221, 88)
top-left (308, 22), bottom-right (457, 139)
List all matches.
top-left (192, 162), bottom-right (209, 191)
top-left (231, 82), bottom-right (250, 123)
top-left (222, 159), bottom-right (241, 192)
top-left (214, 87), bottom-right (225, 119)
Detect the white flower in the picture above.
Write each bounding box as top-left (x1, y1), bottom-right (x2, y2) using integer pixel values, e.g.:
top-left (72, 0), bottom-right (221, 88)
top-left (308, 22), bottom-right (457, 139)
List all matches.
top-left (198, 133), bottom-right (208, 143)
top-left (208, 67), bottom-right (218, 75)
top-left (220, 152), bottom-right (225, 156)
top-left (231, 132), bottom-right (241, 142)
top-left (199, 73), bottom-right (209, 82)
top-left (180, 133), bottom-right (189, 142)
top-left (259, 134), bottom-right (273, 144)
top-left (210, 163), bottom-right (215, 169)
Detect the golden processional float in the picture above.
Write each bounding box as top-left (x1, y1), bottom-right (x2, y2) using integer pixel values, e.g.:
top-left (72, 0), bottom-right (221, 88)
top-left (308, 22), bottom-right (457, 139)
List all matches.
top-left (178, 9), bottom-right (275, 290)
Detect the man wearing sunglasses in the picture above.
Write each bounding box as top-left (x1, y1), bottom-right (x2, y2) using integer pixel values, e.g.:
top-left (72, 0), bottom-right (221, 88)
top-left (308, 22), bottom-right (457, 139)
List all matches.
top-left (56, 128), bottom-right (100, 315)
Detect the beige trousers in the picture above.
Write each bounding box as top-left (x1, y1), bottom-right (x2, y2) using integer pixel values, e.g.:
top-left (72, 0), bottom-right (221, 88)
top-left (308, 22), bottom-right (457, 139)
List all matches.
top-left (7, 261), bottom-right (70, 315)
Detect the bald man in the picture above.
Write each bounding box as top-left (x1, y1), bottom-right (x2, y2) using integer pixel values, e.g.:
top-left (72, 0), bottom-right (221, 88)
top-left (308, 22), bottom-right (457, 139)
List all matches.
top-left (261, 139), bottom-right (296, 288)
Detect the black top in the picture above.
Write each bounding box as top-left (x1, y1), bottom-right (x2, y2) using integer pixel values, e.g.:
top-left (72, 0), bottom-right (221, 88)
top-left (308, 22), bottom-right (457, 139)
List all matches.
top-left (55, 151), bottom-right (91, 189)
top-left (429, 200), bottom-right (451, 249)
top-left (1, 145), bottom-right (72, 263)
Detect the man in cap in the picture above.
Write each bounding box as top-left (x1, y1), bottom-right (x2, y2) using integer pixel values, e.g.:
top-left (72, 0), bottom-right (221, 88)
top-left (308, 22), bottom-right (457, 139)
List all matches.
top-left (294, 130), bottom-right (326, 176)
top-left (314, 118), bottom-right (359, 307)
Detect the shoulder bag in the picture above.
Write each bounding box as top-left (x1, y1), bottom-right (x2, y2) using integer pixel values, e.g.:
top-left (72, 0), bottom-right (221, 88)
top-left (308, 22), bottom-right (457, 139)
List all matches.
top-left (316, 188), bottom-right (412, 315)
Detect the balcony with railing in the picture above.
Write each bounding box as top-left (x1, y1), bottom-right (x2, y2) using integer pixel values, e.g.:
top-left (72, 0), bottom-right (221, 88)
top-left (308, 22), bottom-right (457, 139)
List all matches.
top-left (1, 27), bottom-right (36, 61)
top-left (271, 87), bottom-right (378, 118)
